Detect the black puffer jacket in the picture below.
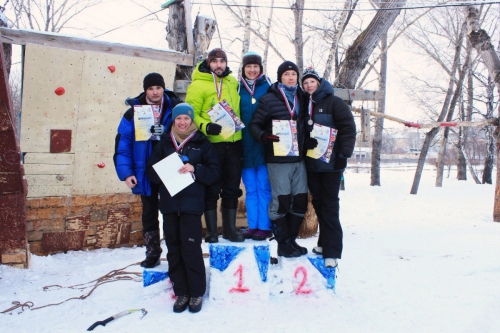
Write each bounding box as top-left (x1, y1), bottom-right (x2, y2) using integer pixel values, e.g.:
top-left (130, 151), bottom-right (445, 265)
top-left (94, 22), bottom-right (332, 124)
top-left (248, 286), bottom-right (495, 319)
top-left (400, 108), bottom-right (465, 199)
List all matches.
top-left (304, 79), bottom-right (356, 172)
top-left (248, 83), bottom-right (306, 163)
top-left (146, 131), bottom-right (221, 215)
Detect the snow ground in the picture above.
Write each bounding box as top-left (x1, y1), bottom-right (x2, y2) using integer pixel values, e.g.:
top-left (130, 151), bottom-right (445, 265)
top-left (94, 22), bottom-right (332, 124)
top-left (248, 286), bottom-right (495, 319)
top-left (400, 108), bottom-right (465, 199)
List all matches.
top-left (1, 168), bottom-right (500, 333)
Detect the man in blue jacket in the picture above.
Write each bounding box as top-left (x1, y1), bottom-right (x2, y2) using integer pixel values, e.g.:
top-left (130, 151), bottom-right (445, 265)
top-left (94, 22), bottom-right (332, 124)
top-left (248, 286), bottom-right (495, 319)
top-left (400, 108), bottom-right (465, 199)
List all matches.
top-left (114, 73), bottom-right (182, 268)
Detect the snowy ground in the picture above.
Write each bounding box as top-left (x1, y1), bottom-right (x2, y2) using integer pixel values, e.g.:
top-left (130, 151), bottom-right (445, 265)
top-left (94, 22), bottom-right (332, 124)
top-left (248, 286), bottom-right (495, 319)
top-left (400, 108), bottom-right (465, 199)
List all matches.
top-left (1, 168), bottom-right (500, 333)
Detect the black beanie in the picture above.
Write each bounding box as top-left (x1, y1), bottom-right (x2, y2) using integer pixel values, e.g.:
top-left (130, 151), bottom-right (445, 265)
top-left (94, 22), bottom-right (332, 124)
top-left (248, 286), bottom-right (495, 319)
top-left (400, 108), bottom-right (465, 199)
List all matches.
top-left (143, 73), bottom-right (165, 91)
top-left (301, 67), bottom-right (321, 85)
top-left (277, 61), bottom-right (299, 83)
top-left (241, 51), bottom-right (263, 78)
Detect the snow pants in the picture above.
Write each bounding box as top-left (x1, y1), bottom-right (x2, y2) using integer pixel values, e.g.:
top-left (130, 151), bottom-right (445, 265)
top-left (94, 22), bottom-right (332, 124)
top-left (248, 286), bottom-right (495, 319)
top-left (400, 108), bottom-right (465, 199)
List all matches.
top-left (163, 213), bottom-right (206, 297)
top-left (242, 165), bottom-right (272, 231)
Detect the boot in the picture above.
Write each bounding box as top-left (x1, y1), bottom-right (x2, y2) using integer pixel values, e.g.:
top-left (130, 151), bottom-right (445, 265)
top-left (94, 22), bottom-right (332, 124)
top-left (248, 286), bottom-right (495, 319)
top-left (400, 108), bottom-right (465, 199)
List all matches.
top-left (141, 230), bottom-right (162, 268)
top-left (222, 208), bottom-right (244, 242)
top-left (277, 238), bottom-right (301, 258)
top-left (287, 214), bottom-right (308, 255)
top-left (204, 209), bottom-right (219, 243)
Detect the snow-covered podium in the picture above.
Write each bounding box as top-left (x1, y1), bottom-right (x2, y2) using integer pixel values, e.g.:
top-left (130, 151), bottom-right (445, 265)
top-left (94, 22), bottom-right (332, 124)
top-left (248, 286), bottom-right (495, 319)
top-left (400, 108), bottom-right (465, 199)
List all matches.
top-left (209, 242), bottom-right (336, 301)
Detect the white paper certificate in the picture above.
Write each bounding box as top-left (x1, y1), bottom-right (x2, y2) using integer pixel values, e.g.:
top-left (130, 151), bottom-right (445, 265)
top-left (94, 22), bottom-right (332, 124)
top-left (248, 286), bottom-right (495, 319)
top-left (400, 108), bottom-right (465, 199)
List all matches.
top-left (306, 123), bottom-right (338, 163)
top-left (207, 100), bottom-right (245, 139)
top-left (272, 120), bottom-right (299, 157)
top-left (152, 152), bottom-right (195, 196)
top-left (134, 105), bottom-right (155, 141)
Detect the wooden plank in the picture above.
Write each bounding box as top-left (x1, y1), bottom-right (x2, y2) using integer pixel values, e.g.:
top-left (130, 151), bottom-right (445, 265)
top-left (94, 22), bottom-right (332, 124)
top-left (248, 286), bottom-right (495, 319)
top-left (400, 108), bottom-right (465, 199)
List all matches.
top-left (26, 174), bottom-right (73, 186)
top-left (24, 163), bottom-right (73, 175)
top-left (23, 153), bottom-right (75, 165)
top-left (333, 89), bottom-right (384, 101)
top-left (27, 185), bottom-right (72, 198)
top-left (0, 27), bottom-right (193, 66)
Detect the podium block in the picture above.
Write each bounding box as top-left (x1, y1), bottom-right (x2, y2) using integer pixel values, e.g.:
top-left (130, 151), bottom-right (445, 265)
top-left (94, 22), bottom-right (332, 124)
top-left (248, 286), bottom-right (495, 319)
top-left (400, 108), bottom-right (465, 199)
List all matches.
top-left (209, 243), bottom-right (270, 302)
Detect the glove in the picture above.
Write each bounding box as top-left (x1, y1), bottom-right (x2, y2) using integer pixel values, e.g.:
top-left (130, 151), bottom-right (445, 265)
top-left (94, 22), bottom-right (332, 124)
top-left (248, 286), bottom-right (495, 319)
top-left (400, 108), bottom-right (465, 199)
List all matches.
top-left (150, 124), bottom-right (164, 136)
top-left (261, 132), bottom-right (280, 143)
top-left (305, 138), bottom-right (318, 150)
top-left (206, 123), bottom-right (222, 135)
top-left (335, 157), bottom-right (347, 170)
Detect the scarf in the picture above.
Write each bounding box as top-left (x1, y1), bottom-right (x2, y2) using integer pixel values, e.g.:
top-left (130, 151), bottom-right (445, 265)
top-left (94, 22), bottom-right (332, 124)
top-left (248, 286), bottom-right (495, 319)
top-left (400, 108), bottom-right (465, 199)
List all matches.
top-left (171, 122), bottom-right (198, 145)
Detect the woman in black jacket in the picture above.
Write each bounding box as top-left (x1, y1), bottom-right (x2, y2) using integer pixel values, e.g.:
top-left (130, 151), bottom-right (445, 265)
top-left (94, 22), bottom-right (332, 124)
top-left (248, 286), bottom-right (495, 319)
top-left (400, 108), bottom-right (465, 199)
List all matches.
top-left (301, 68), bottom-right (356, 268)
top-left (147, 103), bottom-right (220, 313)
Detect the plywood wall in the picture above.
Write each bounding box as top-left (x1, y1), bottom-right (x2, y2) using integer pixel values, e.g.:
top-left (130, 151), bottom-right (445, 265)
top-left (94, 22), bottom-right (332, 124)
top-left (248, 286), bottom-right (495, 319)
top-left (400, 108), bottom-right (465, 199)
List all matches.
top-left (20, 44), bottom-right (177, 197)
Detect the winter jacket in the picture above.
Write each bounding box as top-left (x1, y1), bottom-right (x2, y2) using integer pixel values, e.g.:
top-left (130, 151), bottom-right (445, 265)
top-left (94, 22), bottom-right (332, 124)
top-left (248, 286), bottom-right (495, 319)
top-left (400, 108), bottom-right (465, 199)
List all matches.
top-left (239, 75), bottom-right (271, 168)
top-left (185, 60), bottom-right (241, 143)
top-left (113, 90), bottom-right (182, 195)
top-left (303, 79), bottom-right (356, 172)
top-left (248, 82), bottom-right (307, 164)
top-left (146, 131), bottom-right (221, 215)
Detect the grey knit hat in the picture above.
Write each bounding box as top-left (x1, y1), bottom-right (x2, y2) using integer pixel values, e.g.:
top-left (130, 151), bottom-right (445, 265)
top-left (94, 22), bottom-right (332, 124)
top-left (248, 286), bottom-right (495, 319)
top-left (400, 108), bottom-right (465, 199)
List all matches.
top-left (301, 67), bottom-right (321, 84)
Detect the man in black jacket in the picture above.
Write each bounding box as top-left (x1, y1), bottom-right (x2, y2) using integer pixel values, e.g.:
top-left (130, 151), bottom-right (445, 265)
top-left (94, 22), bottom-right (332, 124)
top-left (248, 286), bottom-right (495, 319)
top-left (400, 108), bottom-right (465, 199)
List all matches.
top-left (249, 61), bottom-right (315, 258)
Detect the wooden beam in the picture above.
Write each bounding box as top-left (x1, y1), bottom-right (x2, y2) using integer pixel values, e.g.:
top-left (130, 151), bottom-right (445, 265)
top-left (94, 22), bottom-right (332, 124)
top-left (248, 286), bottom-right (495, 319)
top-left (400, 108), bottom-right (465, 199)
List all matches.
top-left (184, 0), bottom-right (195, 58)
top-left (0, 27), bottom-right (193, 66)
top-left (333, 89), bottom-right (383, 101)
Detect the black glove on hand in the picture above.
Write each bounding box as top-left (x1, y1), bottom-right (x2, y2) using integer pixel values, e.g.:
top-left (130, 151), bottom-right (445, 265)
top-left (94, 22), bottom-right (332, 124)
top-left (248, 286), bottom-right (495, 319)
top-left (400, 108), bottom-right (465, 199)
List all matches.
top-left (206, 123), bottom-right (222, 135)
top-left (150, 124), bottom-right (165, 136)
top-left (335, 157), bottom-right (347, 170)
top-left (261, 132), bottom-right (280, 143)
top-left (305, 138), bottom-right (318, 150)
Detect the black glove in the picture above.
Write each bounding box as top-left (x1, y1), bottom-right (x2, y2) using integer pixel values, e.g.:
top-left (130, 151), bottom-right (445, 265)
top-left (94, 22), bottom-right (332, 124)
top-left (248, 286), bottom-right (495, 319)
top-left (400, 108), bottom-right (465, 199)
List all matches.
top-left (335, 157), bottom-right (347, 170)
top-left (305, 138), bottom-right (318, 150)
top-left (261, 132), bottom-right (280, 143)
top-left (206, 123), bottom-right (222, 135)
top-left (150, 124), bottom-right (164, 136)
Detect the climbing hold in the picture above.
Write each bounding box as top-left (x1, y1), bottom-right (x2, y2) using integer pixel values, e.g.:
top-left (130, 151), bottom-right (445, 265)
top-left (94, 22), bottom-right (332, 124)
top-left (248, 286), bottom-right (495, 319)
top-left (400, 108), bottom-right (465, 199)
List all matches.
top-left (54, 87), bottom-right (65, 95)
top-left (97, 162), bottom-right (106, 168)
top-left (108, 65), bottom-right (116, 73)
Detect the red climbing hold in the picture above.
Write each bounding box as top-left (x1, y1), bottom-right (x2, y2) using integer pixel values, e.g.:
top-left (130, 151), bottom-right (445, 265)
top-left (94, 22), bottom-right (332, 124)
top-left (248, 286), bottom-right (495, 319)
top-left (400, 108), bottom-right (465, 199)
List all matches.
top-left (108, 65), bottom-right (116, 73)
top-left (97, 162), bottom-right (106, 168)
top-left (54, 87), bottom-right (65, 95)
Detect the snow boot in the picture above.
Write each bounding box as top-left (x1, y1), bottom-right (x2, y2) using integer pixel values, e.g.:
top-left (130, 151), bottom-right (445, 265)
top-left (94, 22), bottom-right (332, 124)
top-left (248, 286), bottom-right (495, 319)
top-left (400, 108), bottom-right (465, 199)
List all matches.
top-left (277, 238), bottom-right (301, 258)
top-left (189, 296), bottom-right (203, 313)
top-left (312, 246), bottom-right (323, 255)
top-left (325, 258), bottom-right (338, 268)
top-left (141, 230), bottom-right (162, 268)
top-left (252, 229), bottom-right (272, 241)
top-left (287, 214), bottom-right (308, 255)
top-left (242, 228), bottom-right (258, 239)
top-left (222, 208), bottom-right (244, 242)
top-left (204, 209), bottom-right (219, 243)
top-left (173, 295), bottom-right (190, 313)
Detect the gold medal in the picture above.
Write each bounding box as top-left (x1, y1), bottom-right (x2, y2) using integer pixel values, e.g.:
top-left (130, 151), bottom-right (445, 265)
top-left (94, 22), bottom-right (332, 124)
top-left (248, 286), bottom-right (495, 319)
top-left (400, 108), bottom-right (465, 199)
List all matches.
top-left (252, 97), bottom-right (256, 104)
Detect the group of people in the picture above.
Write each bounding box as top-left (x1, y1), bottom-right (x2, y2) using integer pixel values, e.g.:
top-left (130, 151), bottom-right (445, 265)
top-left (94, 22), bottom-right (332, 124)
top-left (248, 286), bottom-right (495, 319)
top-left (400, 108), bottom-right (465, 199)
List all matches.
top-left (113, 48), bottom-right (356, 314)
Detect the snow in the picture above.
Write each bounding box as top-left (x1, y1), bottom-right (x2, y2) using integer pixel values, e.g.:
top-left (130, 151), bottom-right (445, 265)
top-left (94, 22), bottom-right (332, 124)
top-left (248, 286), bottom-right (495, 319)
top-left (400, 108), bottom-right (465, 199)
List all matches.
top-left (2, 168), bottom-right (500, 333)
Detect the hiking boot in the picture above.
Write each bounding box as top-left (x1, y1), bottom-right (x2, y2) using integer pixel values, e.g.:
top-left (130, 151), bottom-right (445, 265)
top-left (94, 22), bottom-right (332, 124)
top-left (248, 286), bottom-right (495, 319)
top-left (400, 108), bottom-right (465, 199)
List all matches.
top-left (252, 230), bottom-right (272, 241)
top-left (325, 258), bottom-right (338, 268)
top-left (173, 295), bottom-right (190, 313)
top-left (312, 246), bottom-right (323, 255)
top-left (140, 256), bottom-right (160, 268)
top-left (291, 239), bottom-right (308, 255)
top-left (277, 239), bottom-right (301, 258)
top-left (242, 228), bottom-right (258, 239)
top-left (189, 296), bottom-right (203, 313)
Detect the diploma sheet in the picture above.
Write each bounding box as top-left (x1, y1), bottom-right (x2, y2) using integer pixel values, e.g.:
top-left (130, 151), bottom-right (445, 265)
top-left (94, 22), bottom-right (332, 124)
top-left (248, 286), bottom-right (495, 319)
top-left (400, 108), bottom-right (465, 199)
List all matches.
top-left (152, 152), bottom-right (194, 196)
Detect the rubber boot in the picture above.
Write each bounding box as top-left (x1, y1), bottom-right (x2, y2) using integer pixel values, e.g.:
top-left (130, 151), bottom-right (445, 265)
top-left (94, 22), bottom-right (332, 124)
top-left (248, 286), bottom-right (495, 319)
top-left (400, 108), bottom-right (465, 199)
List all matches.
top-left (204, 209), bottom-right (219, 243)
top-left (141, 230), bottom-right (162, 268)
top-left (222, 208), bottom-right (244, 242)
top-left (287, 214), bottom-right (308, 255)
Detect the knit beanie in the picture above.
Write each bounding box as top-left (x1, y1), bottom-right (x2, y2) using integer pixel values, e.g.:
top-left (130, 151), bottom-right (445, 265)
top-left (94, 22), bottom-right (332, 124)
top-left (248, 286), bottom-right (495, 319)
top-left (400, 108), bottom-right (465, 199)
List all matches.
top-left (301, 67), bottom-right (321, 85)
top-left (172, 103), bottom-right (194, 120)
top-left (207, 48), bottom-right (227, 64)
top-left (143, 73), bottom-right (165, 91)
top-left (241, 51), bottom-right (263, 78)
top-left (277, 61), bottom-right (299, 83)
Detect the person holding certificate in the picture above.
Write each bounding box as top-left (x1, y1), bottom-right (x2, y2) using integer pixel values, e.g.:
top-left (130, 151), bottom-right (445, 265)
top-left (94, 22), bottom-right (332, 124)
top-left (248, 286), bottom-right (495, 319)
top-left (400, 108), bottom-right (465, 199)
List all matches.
top-left (146, 103), bottom-right (221, 313)
top-left (301, 68), bottom-right (356, 268)
top-left (249, 61), bottom-right (312, 258)
top-left (238, 52), bottom-right (273, 241)
top-left (114, 73), bottom-right (181, 268)
top-left (185, 48), bottom-right (245, 243)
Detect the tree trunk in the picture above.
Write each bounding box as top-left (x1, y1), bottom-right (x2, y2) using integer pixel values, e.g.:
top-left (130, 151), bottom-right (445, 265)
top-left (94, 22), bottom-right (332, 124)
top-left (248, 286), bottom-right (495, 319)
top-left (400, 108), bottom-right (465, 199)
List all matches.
top-left (336, 0), bottom-right (406, 88)
top-left (370, 33), bottom-right (387, 186)
top-left (483, 76), bottom-right (495, 184)
top-left (239, 0), bottom-right (252, 77)
top-left (435, 129), bottom-right (447, 187)
top-left (193, 16), bottom-right (217, 64)
top-left (166, 3), bottom-right (187, 53)
top-left (292, 0), bottom-right (305, 73)
top-left (262, 0), bottom-right (274, 74)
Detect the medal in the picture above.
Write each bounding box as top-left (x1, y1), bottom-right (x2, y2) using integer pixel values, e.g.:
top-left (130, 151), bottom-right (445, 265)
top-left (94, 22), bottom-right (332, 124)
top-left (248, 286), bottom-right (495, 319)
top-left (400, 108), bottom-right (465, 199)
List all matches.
top-left (308, 119), bottom-right (313, 125)
top-left (252, 97), bottom-right (256, 104)
top-left (241, 75), bottom-right (263, 106)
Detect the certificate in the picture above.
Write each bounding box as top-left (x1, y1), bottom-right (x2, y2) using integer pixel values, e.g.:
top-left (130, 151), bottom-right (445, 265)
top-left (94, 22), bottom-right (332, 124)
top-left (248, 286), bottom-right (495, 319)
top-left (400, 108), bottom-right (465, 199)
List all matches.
top-left (306, 123), bottom-right (338, 163)
top-left (272, 120), bottom-right (299, 157)
top-left (152, 152), bottom-right (195, 196)
top-left (134, 105), bottom-right (155, 141)
top-left (207, 99), bottom-right (245, 139)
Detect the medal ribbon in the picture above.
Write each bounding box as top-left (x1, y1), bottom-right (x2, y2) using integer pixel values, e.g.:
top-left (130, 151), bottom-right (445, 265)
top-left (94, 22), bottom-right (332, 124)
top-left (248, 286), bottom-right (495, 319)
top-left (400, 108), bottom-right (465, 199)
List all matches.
top-left (170, 131), bottom-right (196, 152)
top-left (212, 73), bottom-right (223, 101)
top-left (147, 96), bottom-right (164, 125)
top-left (240, 74), bottom-right (263, 97)
top-left (308, 95), bottom-right (313, 119)
top-left (278, 87), bottom-right (298, 118)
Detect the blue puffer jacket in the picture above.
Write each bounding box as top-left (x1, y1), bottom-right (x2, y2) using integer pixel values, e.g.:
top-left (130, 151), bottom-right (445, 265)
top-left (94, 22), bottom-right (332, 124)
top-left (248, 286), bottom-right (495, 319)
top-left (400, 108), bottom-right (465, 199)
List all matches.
top-left (113, 90), bottom-right (181, 195)
top-left (239, 75), bottom-right (271, 168)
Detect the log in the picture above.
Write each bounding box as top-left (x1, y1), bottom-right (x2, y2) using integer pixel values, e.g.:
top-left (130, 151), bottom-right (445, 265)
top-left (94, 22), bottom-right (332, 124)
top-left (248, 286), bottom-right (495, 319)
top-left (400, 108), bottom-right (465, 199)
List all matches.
top-left (193, 15), bottom-right (217, 64)
top-left (298, 193), bottom-right (318, 239)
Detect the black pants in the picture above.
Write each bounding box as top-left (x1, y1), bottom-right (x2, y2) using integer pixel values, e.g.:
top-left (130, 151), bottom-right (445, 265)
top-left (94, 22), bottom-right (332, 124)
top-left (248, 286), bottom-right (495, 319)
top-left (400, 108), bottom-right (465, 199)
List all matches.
top-left (206, 141), bottom-right (243, 210)
top-left (307, 171), bottom-right (343, 259)
top-left (141, 182), bottom-right (160, 233)
top-left (163, 212), bottom-right (206, 297)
